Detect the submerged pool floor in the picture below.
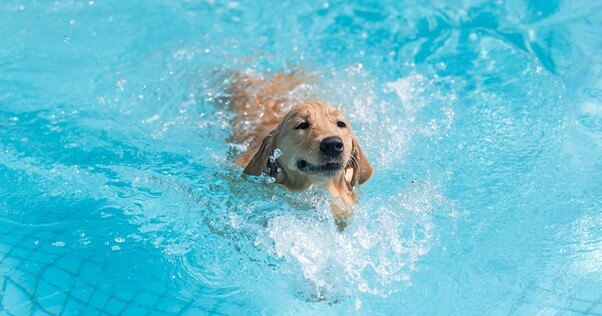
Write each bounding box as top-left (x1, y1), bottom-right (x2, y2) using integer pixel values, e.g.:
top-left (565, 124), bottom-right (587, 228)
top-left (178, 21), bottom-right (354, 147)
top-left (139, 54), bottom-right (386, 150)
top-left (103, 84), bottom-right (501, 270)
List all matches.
top-left (1, 0), bottom-right (601, 314)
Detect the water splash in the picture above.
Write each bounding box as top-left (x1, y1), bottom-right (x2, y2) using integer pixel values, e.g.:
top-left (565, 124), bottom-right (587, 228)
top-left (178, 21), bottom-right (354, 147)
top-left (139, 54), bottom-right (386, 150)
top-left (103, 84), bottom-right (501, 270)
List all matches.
top-left (264, 180), bottom-right (442, 300)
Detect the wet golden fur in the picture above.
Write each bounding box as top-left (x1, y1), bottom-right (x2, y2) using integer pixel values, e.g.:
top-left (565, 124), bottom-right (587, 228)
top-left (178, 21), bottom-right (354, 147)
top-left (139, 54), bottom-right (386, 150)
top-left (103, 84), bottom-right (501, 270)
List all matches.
top-left (226, 72), bottom-right (373, 219)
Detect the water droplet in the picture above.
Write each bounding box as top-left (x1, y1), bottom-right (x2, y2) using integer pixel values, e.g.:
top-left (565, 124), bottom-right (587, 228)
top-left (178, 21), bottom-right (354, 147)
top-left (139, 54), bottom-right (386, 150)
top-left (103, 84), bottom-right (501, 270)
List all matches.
top-left (269, 148), bottom-right (282, 162)
top-left (116, 78), bottom-right (127, 91)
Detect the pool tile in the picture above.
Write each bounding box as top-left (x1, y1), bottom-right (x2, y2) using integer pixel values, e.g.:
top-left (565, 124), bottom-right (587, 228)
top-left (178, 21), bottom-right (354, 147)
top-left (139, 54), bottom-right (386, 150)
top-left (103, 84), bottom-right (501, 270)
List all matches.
top-left (39, 242), bottom-right (69, 256)
top-left (103, 297), bottom-right (128, 315)
top-left (19, 261), bottom-right (45, 276)
top-left (55, 256), bottom-right (82, 275)
top-left (133, 291), bottom-right (160, 306)
top-left (559, 310), bottom-right (588, 316)
top-left (154, 298), bottom-right (186, 313)
top-left (9, 246), bottom-right (32, 261)
top-left (29, 231), bottom-right (55, 241)
top-left (121, 304), bottom-right (152, 315)
top-left (589, 304), bottom-right (602, 316)
top-left (537, 306), bottom-right (562, 315)
top-left (513, 302), bottom-right (540, 314)
top-left (88, 290), bottom-right (111, 310)
top-left (20, 237), bottom-right (42, 250)
top-left (33, 279), bottom-right (60, 298)
top-left (569, 299), bottom-right (595, 313)
top-left (27, 251), bottom-right (58, 266)
top-left (1, 279), bottom-right (32, 313)
top-left (115, 289), bottom-right (138, 302)
top-left (41, 266), bottom-right (73, 290)
top-left (68, 284), bottom-right (96, 304)
top-left (7, 270), bottom-right (36, 296)
top-left (0, 235), bottom-right (19, 247)
top-left (77, 262), bottom-right (103, 280)
top-left (1, 256), bottom-right (22, 269)
top-left (576, 291), bottom-right (602, 303)
top-left (35, 280), bottom-right (66, 315)
top-left (62, 298), bottom-right (86, 314)
top-left (181, 306), bottom-right (210, 315)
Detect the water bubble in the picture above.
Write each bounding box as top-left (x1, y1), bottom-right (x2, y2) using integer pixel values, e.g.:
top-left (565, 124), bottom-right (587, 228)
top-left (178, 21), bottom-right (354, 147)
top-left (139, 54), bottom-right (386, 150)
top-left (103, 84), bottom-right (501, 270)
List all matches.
top-left (116, 78), bottom-right (127, 91)
top-left (269, 148), bottom-right (282, 163)
top-left (52, 241), bottom-right (65, 247)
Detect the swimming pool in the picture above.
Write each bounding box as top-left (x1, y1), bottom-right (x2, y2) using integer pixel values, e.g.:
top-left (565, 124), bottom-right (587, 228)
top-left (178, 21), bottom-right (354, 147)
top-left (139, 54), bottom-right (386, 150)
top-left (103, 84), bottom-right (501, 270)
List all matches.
top-left (1, 0), bottom-right (601, 314)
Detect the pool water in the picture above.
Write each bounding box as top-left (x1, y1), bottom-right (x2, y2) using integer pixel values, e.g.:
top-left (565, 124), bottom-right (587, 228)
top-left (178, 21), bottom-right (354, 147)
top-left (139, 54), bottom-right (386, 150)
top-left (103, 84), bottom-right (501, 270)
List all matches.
top-left (1, 0), bottom-right (601, 314)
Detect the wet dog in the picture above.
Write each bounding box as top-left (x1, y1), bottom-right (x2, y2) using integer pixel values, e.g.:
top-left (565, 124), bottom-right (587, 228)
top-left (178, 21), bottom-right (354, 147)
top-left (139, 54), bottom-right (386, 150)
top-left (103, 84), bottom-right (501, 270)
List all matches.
top-left (225, 71), bottom-right (373, 222)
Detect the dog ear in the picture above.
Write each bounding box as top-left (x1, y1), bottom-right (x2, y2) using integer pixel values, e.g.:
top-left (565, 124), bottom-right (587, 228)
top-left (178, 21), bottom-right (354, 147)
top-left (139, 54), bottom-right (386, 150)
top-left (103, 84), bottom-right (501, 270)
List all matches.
top-left (347, 138), bottom-right (373, 187)
top-left (243, 131), bottom-right (286, 183)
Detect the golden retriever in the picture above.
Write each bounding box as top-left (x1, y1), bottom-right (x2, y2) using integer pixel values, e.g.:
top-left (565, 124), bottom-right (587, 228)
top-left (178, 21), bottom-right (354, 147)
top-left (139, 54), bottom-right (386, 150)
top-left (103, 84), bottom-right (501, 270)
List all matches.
top-left (225, 71), bottom-right (373, 222)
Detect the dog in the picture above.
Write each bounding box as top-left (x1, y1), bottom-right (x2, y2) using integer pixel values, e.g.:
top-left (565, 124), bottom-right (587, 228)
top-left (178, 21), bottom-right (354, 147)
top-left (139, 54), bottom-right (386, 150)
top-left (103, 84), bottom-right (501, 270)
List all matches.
top-left (224, 71), bottom-right (373, 222)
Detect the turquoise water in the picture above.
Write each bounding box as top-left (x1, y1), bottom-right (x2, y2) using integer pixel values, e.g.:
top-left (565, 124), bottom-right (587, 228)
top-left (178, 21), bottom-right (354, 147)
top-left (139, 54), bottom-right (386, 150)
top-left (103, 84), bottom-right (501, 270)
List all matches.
top-left (1, 0), bottom-right (601, 314)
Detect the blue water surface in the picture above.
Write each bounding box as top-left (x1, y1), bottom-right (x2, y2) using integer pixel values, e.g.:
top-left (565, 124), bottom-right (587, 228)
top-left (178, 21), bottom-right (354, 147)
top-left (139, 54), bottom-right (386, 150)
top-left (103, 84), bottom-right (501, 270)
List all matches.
top-left (1, 0), bottom-right (601, 314)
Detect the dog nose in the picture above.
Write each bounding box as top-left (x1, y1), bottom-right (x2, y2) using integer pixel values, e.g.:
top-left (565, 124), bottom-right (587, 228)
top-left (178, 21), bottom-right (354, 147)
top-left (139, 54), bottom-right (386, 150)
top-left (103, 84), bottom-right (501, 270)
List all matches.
top-left (320, 136), bottom-right (344, 157)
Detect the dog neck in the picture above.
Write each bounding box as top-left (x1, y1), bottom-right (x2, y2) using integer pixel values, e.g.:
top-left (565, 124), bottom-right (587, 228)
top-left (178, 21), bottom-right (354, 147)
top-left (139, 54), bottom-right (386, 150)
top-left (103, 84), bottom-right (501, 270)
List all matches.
top-left (323, 172), bottom-right (357, 206)
top-left (281, 169), bottom-right (356, 205)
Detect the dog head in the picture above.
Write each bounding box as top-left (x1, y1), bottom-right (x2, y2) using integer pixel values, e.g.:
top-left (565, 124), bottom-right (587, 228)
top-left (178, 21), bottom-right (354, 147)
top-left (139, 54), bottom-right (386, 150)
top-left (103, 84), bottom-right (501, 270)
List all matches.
top-left (243, 102), bottom-right (373, 192)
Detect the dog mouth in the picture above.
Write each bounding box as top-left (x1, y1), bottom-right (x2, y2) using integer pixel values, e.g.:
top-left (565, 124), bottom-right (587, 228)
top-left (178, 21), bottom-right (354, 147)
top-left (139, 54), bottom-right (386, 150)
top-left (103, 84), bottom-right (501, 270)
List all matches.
top-left (297, 160), bottom-right (344, 175)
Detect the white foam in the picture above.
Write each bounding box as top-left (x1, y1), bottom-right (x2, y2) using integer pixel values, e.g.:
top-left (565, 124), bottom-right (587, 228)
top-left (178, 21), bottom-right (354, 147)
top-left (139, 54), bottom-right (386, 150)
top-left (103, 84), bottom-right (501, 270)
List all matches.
top-left (263, 180), bottom-right (442, 300)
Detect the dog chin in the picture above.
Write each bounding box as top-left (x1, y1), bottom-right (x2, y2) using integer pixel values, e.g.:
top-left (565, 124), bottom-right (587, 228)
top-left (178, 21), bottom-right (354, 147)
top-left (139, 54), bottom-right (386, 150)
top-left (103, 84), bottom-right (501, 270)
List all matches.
top-left (296, 160), bottom-right (344, 177)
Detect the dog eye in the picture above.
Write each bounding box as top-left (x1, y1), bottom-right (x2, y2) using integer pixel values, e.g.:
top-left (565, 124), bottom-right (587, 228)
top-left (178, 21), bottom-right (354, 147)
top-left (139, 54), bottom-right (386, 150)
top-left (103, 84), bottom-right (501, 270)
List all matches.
top-left (295, 122), bottom-right (310, 130)
top-left (337, 121), bottom-right (346, 128)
